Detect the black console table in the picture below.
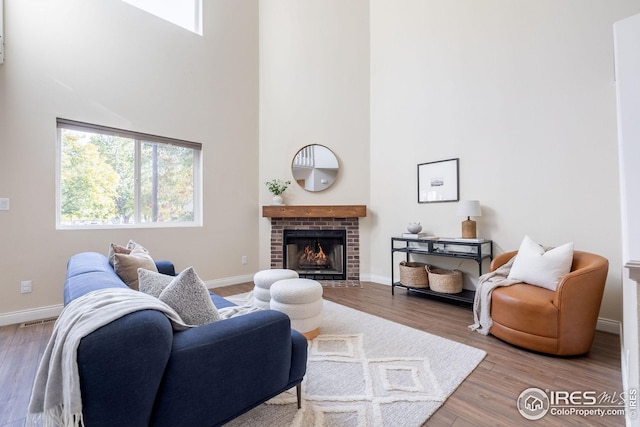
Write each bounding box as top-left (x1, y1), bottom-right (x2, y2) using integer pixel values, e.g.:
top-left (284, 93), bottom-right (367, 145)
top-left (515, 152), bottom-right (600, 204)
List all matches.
top-left (391, 237), bottom-right (493, 306)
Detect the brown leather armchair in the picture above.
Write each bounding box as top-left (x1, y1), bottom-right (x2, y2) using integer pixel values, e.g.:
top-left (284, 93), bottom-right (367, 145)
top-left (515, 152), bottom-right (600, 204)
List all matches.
top-left (489, 250), bottom-right (609, 356)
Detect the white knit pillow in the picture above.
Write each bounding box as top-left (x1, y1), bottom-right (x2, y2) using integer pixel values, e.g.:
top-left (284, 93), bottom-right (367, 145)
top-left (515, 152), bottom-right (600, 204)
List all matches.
top-left (507, 235), bottom-right (574, 291)
top-left (138, 268), bottom-right (174, 298)
top-left (158, 267), bottom-right (220, 326)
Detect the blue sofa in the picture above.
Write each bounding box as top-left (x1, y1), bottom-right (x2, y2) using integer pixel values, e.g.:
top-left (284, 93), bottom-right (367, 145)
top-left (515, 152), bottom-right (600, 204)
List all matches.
top-left (63, 252), bottom-right (308, 427)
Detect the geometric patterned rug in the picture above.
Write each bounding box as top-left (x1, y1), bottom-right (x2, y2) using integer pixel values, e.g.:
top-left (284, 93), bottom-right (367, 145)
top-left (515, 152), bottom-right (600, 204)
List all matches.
top-left (226, 296), bottom-right (486, 427)
top-left (278, 334), bottom-right (447, 426)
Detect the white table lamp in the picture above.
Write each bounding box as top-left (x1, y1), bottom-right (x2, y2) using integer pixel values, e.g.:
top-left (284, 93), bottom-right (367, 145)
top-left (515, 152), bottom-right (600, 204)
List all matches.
top-left (456, 200), bottom-right (482, 238)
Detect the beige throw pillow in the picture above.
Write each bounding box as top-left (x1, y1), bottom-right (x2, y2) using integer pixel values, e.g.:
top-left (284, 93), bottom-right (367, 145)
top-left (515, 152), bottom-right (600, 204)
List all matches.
top-left (113, 245), bottom-right (158, 290)
top-left (158, 267), bottom-right (220, 326)
top-left (108, 240), bottom-right (149, 266)
top-left (108, 243), bottom-right (131, 267)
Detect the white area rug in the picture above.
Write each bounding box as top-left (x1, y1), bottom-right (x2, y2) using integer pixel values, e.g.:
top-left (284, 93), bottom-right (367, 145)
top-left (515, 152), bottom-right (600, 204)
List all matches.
top-left (225, 293), bottom-right (486, 427)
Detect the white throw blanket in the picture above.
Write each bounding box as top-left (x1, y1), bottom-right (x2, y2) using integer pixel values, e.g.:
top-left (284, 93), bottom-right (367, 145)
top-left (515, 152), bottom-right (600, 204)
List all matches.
top-left (469, 256), bottom-right (519, 335)
top-left (27, 288), bottom-right (190, 427)
top-left (218, 290), bottom-right (263, 318)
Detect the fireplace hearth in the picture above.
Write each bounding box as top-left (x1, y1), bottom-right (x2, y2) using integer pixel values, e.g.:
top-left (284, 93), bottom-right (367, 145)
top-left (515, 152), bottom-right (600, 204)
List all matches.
top-left (284, 229), bottom-right (346, 280)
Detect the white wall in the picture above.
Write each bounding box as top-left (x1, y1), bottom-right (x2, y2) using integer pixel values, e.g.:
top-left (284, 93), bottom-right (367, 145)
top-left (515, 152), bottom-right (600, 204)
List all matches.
top-left (0, 0), bottom-right (259, 321)
top-left (258, 0), bottom-right (371, 269)
top-left (370, 0), bottom-right (640, 323)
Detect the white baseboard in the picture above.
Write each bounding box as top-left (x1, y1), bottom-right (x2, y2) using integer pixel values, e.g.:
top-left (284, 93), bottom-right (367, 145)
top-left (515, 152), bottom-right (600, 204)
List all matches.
top-left (363, 273), bottom-right (390, 285)
top-left (596, 317), bottom-right (621, 335)
top-left (0, 304), bottom-right (63, 327)
top-left (204, 274), bottom-right (255, 289)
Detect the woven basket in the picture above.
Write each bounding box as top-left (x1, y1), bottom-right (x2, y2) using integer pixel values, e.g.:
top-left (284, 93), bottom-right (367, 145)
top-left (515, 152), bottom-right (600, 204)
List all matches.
top-left (399, 261), bottom-right (429, 288)
top-left (426, 266), bottom-right (463, 294)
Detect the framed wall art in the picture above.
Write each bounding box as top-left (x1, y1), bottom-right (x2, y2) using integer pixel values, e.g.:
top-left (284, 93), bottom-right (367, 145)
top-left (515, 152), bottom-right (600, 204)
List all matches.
top-left (418, 158), bottom-right (459, 203)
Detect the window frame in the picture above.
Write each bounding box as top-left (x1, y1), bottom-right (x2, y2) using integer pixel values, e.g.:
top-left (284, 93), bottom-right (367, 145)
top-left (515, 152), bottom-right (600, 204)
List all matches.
top-left (55, 118), bottom-right (203, 230)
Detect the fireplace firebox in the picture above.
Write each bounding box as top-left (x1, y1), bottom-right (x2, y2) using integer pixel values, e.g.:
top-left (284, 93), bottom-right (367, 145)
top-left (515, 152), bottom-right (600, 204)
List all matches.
top-left (283, 229), bottom-right (346, 280)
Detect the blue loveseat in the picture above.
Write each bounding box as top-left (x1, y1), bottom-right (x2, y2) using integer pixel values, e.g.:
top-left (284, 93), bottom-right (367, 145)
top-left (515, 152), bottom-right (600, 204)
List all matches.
top-left (63, 252), bottom-right (308, 427)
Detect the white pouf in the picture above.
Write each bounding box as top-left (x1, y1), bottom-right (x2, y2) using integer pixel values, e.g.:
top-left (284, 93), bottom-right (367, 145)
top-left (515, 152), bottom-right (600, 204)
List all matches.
top-left (253, 269), bottom-right (299, 309)
top-left (270, 278), bottom-right (323, 340)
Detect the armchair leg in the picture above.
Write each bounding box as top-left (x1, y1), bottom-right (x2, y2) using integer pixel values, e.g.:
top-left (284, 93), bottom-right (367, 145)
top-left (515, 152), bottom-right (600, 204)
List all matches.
top-left (296, 383), bottom-right (302, 409)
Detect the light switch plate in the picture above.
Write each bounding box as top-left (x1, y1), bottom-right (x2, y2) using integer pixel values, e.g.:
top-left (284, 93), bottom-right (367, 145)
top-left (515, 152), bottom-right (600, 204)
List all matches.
top-left (0, 198), bottom-right (9, 211)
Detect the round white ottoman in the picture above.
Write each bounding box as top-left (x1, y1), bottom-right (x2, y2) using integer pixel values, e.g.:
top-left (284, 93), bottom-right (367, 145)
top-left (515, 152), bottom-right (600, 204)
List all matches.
top-left (253, 269), bottom-right (299, 309)
top-left (270, 278), bottom-right (323, 340)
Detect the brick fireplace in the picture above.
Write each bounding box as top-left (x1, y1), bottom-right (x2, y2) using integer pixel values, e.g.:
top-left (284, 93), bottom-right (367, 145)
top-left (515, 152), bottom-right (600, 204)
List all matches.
top-left (263, 205), bottom-right (366, 281)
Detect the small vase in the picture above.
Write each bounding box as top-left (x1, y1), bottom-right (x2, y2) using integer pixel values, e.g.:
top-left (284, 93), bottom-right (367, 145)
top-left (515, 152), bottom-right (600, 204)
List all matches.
top-left (271, 195), bottom-right (284, 205)
top-left (407, 222), bottom-right (422, 233)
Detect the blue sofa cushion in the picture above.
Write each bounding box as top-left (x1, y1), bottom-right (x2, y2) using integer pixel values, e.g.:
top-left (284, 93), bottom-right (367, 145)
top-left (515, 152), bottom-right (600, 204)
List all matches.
top-left (211, 293), bottom-right (237, 309)
top-left (64, 252), bottom-right (127, 304)
top-left (64, 252), bottom-right (175, 305)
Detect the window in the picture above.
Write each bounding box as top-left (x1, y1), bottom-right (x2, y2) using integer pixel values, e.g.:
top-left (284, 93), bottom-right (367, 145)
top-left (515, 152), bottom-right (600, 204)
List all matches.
top-left (122, 0), bottom-right (203, 35)
top-left (56, 118), bottom-right (202, 229)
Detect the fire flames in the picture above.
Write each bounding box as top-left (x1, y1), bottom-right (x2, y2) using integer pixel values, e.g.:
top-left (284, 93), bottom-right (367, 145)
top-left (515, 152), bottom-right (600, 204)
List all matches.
top-left (299, 244), bottom-right (328, 266)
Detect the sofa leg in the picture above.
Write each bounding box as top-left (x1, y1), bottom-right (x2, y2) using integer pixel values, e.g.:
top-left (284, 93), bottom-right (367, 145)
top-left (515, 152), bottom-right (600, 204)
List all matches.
top-left (296, 383), bottom-right (302, 409)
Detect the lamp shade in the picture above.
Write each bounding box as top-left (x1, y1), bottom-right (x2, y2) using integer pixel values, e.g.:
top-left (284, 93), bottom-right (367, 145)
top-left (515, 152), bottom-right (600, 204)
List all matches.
top-left (456, 200), bottom-right (482, 217)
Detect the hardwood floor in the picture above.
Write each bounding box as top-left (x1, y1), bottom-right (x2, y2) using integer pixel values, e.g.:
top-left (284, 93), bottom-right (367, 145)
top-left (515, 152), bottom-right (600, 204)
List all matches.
top-left (0, 318), bottom-right (55, 427)
top-left (0, 282), bottom-right (624, 426)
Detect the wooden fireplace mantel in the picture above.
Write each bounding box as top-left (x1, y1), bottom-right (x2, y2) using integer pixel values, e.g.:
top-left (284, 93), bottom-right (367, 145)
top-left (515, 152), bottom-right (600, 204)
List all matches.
top-left (262, 205), bottom-right (366, 218)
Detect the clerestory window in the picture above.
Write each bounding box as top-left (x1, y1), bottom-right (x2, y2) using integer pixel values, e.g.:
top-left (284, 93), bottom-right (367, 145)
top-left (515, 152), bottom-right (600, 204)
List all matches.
top-left (56, 118), bottom-right (202, 229)
top-left (122, 0), bottom-right (203, 35)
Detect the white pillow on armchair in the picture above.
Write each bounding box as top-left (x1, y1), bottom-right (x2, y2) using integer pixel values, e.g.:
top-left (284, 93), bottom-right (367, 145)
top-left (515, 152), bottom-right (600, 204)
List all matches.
top-left (507, 235), bottom-right (574, 291)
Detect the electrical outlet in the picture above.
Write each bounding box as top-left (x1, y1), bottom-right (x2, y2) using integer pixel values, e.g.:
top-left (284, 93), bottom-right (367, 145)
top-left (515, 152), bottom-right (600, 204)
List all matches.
top-left (21, 280), bottom-right (32, 294)
top-left (242, 256), bottom-right (248, 265)
top-left (0, 198), bottom-right (9, 211)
